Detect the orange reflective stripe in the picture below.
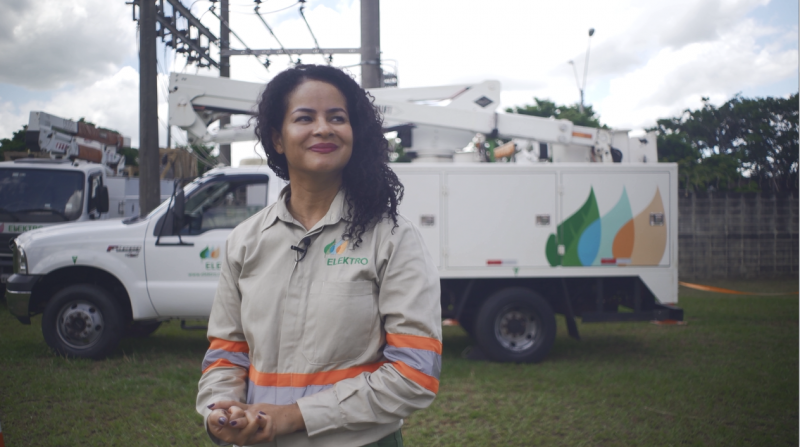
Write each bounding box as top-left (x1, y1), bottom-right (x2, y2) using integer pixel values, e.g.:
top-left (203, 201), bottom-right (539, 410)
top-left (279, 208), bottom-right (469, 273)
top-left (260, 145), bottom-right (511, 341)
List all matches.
top-left (386, 333), bottom-right (442, 354)
top-left (209, 337), bottom-right (249, 353)
top-left (679, 281), bottom-right (799, 296)
top-left (248, 362), bottom-right (387, 387)
top-left (392, 361), bottom-right (439, 393)
top-left (202, 358), bottom-right (241, 374)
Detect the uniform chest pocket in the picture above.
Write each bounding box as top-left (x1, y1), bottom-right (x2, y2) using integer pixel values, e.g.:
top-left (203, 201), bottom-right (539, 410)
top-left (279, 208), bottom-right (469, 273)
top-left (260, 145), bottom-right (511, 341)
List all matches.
top-left (302, 281), bottom-right (377, 365)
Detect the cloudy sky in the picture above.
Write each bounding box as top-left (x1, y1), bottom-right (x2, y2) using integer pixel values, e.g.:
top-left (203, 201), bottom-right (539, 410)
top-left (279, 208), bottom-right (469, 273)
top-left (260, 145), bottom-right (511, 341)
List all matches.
top-left (0, 0), bottom-right (796, 166)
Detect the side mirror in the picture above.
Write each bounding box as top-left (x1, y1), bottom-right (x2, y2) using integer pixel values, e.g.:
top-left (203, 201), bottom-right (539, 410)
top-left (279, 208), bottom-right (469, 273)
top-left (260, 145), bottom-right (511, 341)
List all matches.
top-left (171, 188), bottom-right (185, 234)
top-left (96, 186), bottom-right (110, 213)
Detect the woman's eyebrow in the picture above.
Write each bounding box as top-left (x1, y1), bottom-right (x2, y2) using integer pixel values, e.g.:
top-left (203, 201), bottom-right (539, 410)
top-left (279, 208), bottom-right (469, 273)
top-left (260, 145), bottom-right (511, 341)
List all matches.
top-left (291, 107), bottom-right (347, 114)
top-left (291, 107), bottom-right (316, 114)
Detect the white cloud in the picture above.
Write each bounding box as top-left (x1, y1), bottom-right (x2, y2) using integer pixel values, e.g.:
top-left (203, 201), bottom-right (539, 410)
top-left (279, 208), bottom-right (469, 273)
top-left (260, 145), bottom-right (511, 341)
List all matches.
top-left (0, 0), bottom-right (136, 90)
top-left (0, 67), bottom-right (150, 147)
top-left (597, 16), bottom-right (798, 129)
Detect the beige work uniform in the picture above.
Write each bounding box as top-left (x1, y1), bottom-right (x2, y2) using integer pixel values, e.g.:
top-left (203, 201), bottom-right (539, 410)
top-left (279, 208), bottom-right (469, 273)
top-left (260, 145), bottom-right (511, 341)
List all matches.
top-left (196, 188), bottom-right (442, 447)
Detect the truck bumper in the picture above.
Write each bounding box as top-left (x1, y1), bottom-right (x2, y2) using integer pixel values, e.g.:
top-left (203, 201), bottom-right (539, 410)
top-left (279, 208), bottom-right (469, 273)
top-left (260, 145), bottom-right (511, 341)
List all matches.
top-left (5, 274), bottom-right (41, 325)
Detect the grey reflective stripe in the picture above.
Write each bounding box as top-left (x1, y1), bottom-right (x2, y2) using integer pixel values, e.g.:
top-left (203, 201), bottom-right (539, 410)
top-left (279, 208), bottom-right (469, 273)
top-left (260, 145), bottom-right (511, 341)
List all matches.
top-left (383, 346), bottom-right (441, 378)
top-left (247, 382), bottom-right (333, 405)
top-left (201, 349), bottom-right (251, 371)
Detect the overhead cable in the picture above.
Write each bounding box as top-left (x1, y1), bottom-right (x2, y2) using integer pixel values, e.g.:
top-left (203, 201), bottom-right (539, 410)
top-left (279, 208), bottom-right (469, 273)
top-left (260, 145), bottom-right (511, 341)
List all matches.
top-left (208, 3), bottom-right (271, 71)
top-left (253, 2), bottom-right (296, 65)
top-left (297, 0), bottom-right (330, 64)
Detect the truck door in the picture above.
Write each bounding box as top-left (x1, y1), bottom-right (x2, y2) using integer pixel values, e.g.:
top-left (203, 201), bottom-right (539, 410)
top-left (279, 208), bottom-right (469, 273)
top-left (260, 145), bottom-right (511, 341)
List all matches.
top-left (394, 171), bottom-right (442, 267)
top-left (554, 170), bottom-right (671, 267)
top-left (445, 170), bottom-right (557, 270)
top-left (144, 175), bottom-right (270, 317)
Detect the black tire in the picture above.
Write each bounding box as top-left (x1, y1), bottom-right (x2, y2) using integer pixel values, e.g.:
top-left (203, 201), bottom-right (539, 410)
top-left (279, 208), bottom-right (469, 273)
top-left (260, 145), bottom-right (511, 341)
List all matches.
top-left (126, 320), bottom-right (162, 338)
top-left (475, 287), bottom-right (556, 363)
top-left (42, 284), bottom-right (126, 359)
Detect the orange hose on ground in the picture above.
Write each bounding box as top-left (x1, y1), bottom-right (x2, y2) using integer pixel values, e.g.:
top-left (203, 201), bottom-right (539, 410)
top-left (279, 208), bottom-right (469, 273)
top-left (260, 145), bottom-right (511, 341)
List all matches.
top-left (679, 281), bottom-right (798, 296)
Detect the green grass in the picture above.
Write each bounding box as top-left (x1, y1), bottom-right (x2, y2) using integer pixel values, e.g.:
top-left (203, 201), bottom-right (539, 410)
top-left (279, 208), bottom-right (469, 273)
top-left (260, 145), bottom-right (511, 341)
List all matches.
top-left (1, 279), bottom-right (797, 446)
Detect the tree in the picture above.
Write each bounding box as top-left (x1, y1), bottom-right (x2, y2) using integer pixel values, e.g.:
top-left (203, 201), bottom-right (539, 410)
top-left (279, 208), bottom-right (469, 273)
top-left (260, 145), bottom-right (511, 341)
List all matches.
top-left (654, 94), bottom-right (798, 192)
top-left (0, 125), bottom-right (28, 160)
top-left (506, 98), bottom-right (607, 128)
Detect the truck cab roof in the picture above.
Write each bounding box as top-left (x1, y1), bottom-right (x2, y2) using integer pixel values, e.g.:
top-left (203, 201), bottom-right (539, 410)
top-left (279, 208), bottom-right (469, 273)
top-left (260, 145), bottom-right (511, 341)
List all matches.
top-left (0, 159), bottom-right (107, 174)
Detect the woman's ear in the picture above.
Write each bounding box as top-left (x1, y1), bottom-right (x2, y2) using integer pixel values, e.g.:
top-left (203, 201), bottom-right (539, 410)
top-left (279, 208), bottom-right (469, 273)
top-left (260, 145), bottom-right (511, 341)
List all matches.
top-left (272, 132), bottom-right (284, 155)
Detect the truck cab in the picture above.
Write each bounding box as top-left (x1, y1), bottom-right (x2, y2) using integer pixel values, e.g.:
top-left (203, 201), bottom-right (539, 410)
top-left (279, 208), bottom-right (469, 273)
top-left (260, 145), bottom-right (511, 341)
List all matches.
top-left (5, 165), bottom-right (282, 359)
top-left (0, 159), bottom-right (111, 284)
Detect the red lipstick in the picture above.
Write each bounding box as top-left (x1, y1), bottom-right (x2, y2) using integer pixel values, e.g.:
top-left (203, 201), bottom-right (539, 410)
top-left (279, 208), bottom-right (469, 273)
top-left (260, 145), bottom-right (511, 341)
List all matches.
top-left (309, 143), bottom-right (338, 154)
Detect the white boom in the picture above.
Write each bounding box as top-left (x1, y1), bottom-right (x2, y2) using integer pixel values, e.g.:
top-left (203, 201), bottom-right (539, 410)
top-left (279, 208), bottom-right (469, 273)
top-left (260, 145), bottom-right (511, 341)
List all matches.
top-left (26, 111), bottom-right (130, 175)
top-left (168, 73), bottom-right (657, 164)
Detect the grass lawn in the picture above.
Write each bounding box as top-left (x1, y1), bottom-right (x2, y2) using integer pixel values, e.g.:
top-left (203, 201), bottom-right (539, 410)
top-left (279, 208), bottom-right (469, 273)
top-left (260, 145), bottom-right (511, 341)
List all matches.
top-left (0, 279), bottom-right (797, 446)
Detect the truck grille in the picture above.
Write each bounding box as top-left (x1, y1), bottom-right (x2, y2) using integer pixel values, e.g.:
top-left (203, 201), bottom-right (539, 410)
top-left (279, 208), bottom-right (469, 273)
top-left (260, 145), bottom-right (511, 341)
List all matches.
top-left (0, 233), bottom-right (14, 256)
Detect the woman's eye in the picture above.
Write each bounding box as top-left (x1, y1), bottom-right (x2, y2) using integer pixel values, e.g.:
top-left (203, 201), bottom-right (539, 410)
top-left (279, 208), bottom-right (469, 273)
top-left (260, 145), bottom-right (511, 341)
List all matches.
top-left (295, 116), bottom-right (312, 122)
top-left (331, 115), bottom-right (347, 123)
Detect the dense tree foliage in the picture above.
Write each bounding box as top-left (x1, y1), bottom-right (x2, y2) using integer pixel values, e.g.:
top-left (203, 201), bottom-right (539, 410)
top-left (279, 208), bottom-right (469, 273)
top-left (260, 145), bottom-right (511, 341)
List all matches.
top-left (655, 94), bottom-right (798, 192)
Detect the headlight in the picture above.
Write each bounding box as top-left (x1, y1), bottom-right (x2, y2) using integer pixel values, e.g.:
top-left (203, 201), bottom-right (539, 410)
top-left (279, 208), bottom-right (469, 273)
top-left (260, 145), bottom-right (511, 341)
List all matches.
top-left (12, 242), bottom-right (28, 275)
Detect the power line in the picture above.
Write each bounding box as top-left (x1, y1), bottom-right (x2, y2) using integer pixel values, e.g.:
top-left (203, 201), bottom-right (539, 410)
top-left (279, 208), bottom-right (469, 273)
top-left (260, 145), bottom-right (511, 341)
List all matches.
top-left (208, 3), bottom-right (271, 70)
top-left (253, 2), bottom-right (297, 65)
top-left (297, 0), bottom-right (330, 64)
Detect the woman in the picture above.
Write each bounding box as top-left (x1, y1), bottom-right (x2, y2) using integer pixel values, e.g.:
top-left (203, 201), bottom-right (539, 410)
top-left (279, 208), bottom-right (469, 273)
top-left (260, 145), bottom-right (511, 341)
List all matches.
top-left (197, 65), bottom-right (442, 447)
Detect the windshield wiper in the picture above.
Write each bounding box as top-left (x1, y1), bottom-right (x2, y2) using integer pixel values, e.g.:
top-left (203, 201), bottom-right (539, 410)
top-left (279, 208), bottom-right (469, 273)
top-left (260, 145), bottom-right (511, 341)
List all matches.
top-left (0, 207), bottom-right (19, 221)
top-left (15, 208), bottom-right (70, 221)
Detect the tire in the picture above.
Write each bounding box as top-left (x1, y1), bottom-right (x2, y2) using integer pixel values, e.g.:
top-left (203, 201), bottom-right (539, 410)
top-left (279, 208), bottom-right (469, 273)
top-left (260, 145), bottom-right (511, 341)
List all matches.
top-left (475, 287), bottom-right (556, 363)
top-left (42, 284), bottom-right (126, 359)
top-left (125, 321), bottom-right (162, 338)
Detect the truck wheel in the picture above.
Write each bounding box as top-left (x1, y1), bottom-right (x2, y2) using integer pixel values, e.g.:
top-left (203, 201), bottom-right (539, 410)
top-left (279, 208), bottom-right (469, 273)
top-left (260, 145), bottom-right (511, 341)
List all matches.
top-left (42, 284), bottom-right (126, 359)
top-left (126, 321), bottom-right (162, 338)
top-left (475, 287), bottom-right (556, 363)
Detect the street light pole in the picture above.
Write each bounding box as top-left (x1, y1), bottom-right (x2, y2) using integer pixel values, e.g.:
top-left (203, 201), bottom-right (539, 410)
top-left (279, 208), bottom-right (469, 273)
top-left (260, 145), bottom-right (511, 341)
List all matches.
top-left (570, 28), bottom-right (595, 115)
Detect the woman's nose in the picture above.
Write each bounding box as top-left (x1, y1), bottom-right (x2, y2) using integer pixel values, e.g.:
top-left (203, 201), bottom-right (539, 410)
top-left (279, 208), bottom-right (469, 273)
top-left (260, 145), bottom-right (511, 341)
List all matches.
top-left (313, 118), bottom-right (333, 136)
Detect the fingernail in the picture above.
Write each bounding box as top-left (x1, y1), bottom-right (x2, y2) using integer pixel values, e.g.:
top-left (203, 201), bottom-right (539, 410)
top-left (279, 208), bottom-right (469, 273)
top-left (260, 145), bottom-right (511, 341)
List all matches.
top-left (230, 421), bottom-right (237, 427)
top-left (218, 417), bottom-right (227, 425)
top-left (207, 404), bottom-right (215, 409)
top-left (258, 411), bottom-right (266, 416)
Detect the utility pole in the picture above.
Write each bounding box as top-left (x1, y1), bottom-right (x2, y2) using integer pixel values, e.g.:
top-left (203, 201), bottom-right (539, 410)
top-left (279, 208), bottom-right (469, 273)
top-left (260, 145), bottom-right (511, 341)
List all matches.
top-left (139, 0), bottom-right (161, 215)
top-left (360, 0), bottom-right (381, 88)
top-left (218, 0), bottom-right (231, 166)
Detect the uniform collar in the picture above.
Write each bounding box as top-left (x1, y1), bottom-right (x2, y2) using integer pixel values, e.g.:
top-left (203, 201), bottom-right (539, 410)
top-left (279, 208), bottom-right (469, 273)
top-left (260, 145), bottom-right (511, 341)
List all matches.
top-left (262, 185), bottom-right (348, 232)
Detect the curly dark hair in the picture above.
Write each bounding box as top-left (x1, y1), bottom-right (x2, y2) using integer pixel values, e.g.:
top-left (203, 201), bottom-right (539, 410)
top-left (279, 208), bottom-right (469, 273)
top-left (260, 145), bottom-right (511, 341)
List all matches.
top-left (255, 64), bottom-right (404, 246)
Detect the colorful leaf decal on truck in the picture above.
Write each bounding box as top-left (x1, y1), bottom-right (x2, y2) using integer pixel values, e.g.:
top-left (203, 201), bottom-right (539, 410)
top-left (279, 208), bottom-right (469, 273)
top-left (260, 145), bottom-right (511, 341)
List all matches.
top-left (547, 187), bottom-right (666, 267)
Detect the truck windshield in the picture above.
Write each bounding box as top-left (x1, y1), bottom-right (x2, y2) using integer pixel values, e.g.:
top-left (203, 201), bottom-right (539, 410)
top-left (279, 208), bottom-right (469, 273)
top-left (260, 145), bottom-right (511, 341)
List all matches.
top-left (0, 168), bottom-right (85, 222)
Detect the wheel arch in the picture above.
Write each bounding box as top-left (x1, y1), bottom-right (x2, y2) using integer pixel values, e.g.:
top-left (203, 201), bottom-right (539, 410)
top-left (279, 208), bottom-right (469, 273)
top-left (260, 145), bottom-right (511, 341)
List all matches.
top-left (448, 278), bottom-right (565, 331)
top-left (30, 266), bottom-right (133, 323)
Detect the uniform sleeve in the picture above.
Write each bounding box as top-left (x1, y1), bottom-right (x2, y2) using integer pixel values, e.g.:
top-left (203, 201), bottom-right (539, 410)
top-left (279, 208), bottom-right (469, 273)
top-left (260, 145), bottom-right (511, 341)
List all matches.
top-left (296, 219), bottom-right (442, 436)
top-left (195, 237), bottom-right (250, 443)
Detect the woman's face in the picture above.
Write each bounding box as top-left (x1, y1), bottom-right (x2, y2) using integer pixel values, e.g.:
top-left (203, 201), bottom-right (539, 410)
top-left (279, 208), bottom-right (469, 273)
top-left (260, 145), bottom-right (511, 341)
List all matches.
top-left (273, 80), bottom-right (354, 180)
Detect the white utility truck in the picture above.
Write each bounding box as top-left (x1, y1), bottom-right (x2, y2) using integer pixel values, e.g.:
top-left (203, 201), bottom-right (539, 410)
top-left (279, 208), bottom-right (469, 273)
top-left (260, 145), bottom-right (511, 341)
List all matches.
top-left (0, 112), bottom-right (171, 286)
top-left (5, 76), bottom-right (682, 362)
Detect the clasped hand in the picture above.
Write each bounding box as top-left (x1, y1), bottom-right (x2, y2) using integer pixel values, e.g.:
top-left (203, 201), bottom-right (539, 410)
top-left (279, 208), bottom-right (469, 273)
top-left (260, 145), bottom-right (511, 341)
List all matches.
top-left (207, 401), bottom-right (306, 446)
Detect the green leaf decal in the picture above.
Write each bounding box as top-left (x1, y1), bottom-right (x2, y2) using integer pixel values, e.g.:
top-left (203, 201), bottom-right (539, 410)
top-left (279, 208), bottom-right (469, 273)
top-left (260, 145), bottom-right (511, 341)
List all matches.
top-left (545, 188), bottom-right (600, 266)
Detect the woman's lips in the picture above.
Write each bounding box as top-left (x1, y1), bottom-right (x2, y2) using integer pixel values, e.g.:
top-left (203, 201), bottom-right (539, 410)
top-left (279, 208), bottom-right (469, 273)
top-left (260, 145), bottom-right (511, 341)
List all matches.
top-left (309, 143), bottom-right (338, 154)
